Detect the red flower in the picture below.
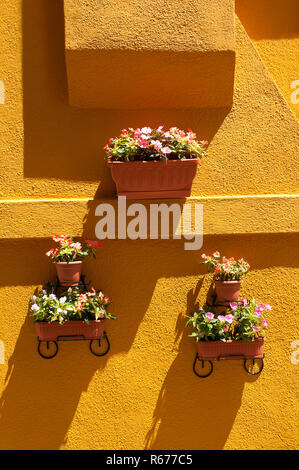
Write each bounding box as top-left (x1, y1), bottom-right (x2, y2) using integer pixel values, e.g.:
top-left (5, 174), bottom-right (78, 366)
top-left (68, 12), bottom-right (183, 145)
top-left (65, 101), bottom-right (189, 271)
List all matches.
top-left (85, 239), bottom-right (103, 248)
top-left (52, 234), bottom-right (69, 243)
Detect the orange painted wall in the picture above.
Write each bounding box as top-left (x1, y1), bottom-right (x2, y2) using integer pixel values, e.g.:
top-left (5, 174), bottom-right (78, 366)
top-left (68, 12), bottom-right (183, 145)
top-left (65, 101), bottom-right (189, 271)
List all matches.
top-left (236, 0), bottom-right (299, 118)
top-left (0, 0), bottom-right (298, 450)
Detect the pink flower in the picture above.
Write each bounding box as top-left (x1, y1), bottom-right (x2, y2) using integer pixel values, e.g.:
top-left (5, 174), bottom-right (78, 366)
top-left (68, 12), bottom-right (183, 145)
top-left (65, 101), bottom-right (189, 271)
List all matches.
top-left (134, 128), bottom-right (142, 138)
top-left (224, 314), bottom-right (234, 324)
top-left (151, 140), bottom-right (163, 152)
top-left (213, 251), bottom-right (220, 258)
top-left (218, 315), bottom-right (226, 322)
top-left (138, 138), bottom-right (149, 149)
top-left (157, 126), bottom-right (164, 133)
top-left (257, 303), bottom-right (265, 311)
top-left (78, 294), bottom-right (87, 302)
top-left (224, 263), bottom-right (231, 273)
top-left (46, 249), bottom-right (54, 257)
top-left (205, 312), bottom-right (214, 321)
top-left (199, 333), bottom-right (204, 338)
top-left (241, 298), bottom-right (248, 306)
top-left (262, 320), bottom-right (268, 327)
top-left (161, 146), bottom-right (172, 154)
top-left (98, 292), bottom-right (104, 300)
top-left (71, 242), bottom-right (82, 251)
top-left (214, 264), bottom-right (222, 274)
top-left (265, 304), bottom-right (272, 310)
top-left (229, 302), bottom-right (238, 310)
top-left (104, 297), bottom-right (109, 304)
top-left (252, 326), bottom-right (259, 332)
top-left (255, 309), bottom-right (262, 316)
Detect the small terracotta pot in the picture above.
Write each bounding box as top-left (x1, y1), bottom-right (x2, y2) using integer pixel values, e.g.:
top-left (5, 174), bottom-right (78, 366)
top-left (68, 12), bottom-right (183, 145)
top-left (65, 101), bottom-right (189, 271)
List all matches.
top-left (107, 159), bottom-right (200, 199)
top-left (196, 338), bottom-right (264, 361)
top-left (214, 280), bottom-right (242, 304)
top-left (54, 261), bottom-right (82, 286)
top-left (36, 320), bottom-right (105, 341)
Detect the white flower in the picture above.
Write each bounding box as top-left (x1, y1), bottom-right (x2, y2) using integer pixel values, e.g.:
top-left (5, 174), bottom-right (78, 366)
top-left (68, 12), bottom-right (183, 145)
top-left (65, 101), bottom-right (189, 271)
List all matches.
top-left (164, 131), bottom-right (172, 138)
top-left (59, 296), bottom-right (67, 304)
top-left (31, 304), bottom-right (39, 311)
top-left (31, 295), bottom-right (36, 302)
top-left (43, 295), bottom-right (48, 300)
top-left (49, 294), bottom-right (56, 300)
top-left (141, 127), bottom-right (152, 134)
top-left (57, 308), bottom-right (62, 314)
top-left (42, 290), bottom-right (47, 295)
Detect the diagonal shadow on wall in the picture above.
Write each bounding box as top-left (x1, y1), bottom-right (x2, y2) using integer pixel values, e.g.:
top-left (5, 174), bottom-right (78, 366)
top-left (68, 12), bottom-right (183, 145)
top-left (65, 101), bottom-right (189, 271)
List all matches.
top-left (22, 0), bottom-right (231, 195)
top-left (0, 231), bottom-right (297, 448)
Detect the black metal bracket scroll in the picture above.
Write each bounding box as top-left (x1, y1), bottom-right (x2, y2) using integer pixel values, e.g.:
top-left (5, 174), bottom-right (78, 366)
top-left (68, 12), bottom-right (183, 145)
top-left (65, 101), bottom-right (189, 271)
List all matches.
top-left (192, 353), bottom-right (264, 379)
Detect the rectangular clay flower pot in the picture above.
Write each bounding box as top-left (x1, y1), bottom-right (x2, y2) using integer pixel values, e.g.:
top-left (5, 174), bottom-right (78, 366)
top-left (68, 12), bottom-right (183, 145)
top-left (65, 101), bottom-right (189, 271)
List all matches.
top-left (196, 338), bottom-right (264, 361)
top-left (107, 159), bottom-right (200, 199)
top-left (35, 320), bottom-right (105, 341)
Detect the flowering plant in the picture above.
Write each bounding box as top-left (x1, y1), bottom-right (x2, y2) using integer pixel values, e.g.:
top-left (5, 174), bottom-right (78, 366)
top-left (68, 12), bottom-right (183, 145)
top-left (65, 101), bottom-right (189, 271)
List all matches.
top-left (104, 126), bottom-right (208, 162)
top-left (230, 298), bottom-right (270, 342)
top-left (186, 298), bottom-right (270, 342)
top-left (30, 287), bottom-right (117, 324)
top-left (46, 234), bottom-right (102, 262)
top-left (186, 305), bottom-right (234, 342)
top-left (200, 251), bottom-right (250, 281)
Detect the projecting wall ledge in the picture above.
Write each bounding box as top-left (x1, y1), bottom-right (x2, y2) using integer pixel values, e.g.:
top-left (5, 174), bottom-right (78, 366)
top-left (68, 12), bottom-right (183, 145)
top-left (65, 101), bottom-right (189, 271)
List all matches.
top-left (0, 195), bottom-right (298, 239)
top-left (64, 0), bottom-right (235, 108)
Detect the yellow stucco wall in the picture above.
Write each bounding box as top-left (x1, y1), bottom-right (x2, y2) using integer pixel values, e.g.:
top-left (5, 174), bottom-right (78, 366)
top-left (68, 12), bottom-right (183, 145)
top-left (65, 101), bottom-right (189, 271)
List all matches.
top-left (236, 0), bottom-right (299, 118)
top-left (64, 0), bottom-right (235, 108)
top-left (0, 0), bottom-right (298, 450)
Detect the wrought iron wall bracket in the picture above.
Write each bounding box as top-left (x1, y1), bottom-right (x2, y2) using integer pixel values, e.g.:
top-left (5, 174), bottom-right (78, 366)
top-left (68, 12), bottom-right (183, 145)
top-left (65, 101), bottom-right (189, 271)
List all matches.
top-left (37, 276), bottom-right (111, 359)
top-left (192, 353), bottom-right (264, 378)
top-left (37, 331), bottom-right (110, 359)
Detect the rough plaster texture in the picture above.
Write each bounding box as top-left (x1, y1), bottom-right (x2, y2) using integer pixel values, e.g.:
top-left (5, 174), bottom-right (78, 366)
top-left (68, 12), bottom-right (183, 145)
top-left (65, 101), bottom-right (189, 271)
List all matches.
top-left (0, 0), bottom-right (298, 450)
top-left (64, 0), bottom-right (235, 108)
top-left (236, 0), bottom-right (299, 118)
top-left (64, 0), bottom-right (235, 52)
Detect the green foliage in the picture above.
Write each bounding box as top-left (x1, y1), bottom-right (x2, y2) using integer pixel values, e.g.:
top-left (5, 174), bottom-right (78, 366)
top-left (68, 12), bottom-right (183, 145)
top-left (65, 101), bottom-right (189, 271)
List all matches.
top-left (186, 299), bottom-right (269, 342)
top-left (46, 234), bottom-right (102, 262)
top-left (30, 287), bottom-right (117, 324)
top-left (200, 251), bottom-right (250, 281)
top-left (104, 126), bottom-right (208, 162)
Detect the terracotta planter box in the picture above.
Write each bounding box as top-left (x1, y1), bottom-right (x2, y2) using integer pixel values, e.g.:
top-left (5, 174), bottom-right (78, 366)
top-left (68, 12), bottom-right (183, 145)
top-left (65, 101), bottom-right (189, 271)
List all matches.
top-left (36, 320), bottom-right (105, 341)
top-left (107, 159), bottom-right (200, 199)
top-left (214, 280), bottom-right (242, 304)
top-left (196, 338), bottom-right (264, 361)
top-left (54, 261), bottom-right (82, 286)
